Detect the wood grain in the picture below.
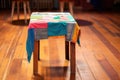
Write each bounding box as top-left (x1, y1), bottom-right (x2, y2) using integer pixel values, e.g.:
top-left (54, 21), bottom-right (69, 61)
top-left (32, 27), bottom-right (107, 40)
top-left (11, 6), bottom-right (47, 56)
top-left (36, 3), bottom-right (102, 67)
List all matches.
top-left (0, 10), bottom-right (120, 80)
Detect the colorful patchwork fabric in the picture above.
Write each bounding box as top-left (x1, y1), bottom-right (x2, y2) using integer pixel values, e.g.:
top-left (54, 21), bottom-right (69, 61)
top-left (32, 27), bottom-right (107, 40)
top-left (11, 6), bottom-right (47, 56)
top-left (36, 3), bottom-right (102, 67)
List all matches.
top-left (26, 12), bottom-right (80, 62)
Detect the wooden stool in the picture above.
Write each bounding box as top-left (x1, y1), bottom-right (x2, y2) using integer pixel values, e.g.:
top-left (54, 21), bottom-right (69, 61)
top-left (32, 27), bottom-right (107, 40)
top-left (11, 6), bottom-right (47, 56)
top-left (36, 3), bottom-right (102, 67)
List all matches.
top-left (11, 0), bottom-right (31, 23)
top-left (59, 0), bottom-right (74, 15)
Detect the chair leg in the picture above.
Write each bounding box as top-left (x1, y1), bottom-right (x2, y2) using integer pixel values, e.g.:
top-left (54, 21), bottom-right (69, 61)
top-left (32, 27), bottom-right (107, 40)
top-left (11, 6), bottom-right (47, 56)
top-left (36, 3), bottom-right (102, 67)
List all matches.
top-left (60, 1), bottom-right (64, 12)
top-left (69, 2), bottom-right (74, 15)
top-left (17, 1), bottom-right (20, 20)
top-left (11, 1), bottom-right (15, 22)
top-left (23, 1), bottom-right (27, 24)
top-left (26, 1), bottom-right (31, 16)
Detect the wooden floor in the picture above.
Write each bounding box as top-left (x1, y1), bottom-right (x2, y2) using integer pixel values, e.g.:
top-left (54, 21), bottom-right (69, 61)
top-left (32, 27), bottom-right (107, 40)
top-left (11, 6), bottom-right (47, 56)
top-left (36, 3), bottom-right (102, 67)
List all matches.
top-left (0, 9), bottom-right (120, 80)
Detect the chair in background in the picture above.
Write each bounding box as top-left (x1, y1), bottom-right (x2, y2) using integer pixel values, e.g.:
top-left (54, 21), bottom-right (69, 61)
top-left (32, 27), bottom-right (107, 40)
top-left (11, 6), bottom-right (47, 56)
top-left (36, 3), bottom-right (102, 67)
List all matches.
top-left (11, 0), bottom-right (31, 23)
top-left (59, 0), bottom-right (74, 15)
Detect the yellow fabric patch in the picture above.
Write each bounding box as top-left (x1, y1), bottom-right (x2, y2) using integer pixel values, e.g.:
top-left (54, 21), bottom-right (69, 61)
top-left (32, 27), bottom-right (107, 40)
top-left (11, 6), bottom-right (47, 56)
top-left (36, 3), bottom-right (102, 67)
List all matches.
top-left (71, 23), bottom-right (80, 43)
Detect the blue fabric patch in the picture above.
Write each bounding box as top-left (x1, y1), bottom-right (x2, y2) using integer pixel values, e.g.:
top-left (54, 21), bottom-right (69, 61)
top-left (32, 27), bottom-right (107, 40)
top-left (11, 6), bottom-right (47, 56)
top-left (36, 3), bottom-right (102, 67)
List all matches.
top-left (48, 22), bottom-right (67, 36)
top-left (26, 28), bottom-right (34, 62)
top-left (77, 38), bottom-right (80, 46)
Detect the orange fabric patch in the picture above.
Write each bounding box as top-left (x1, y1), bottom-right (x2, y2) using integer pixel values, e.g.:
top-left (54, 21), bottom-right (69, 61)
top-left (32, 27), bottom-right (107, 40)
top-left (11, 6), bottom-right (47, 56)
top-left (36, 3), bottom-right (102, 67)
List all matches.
top-left (71, 23), bottom-right (80, 43)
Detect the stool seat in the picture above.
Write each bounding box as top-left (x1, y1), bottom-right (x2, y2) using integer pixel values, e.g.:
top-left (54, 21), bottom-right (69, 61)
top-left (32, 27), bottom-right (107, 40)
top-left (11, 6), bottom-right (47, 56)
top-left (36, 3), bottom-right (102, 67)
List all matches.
top-left (59, 0), bottom-right (74, 15)
top-left (11, 0), bottom-right (31, 24)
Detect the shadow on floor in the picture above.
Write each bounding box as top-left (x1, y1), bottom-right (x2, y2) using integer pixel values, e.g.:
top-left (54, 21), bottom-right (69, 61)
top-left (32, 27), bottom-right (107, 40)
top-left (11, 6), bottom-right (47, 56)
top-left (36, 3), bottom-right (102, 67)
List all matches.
top-left (11, 19), bottom-right (30, 26)
top-left (76, 19), bottom-right (93, 26)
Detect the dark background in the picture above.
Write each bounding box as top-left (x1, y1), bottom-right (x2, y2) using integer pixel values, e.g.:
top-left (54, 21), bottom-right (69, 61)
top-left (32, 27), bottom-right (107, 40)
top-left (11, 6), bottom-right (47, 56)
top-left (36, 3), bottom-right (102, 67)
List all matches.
top-left (0, 0), bottom-right (120, 11)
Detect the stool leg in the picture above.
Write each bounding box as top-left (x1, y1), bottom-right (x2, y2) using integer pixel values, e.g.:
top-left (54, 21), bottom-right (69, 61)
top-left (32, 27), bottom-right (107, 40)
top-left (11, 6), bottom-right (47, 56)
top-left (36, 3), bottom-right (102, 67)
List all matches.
top-left (65, 41), bottom-right (69, 60)
top-left (60, 1), bottom-right (64, 12)
top-left (17, 1), bottom-right (20, 20)
top-left (38, 41), bottom-right (40, 60)
top-left (69, 2), bottom-right (74, 15)
top-left (33, 41), bottom-right (39, 75)
top-left (70, 42), bottom-right (76, 74)
top-left (11, 1), bottom-right (15, 22)
top-left (26, 1), bottom-right (31, 16)
top-left (23, 1), bottom-right (27, 24)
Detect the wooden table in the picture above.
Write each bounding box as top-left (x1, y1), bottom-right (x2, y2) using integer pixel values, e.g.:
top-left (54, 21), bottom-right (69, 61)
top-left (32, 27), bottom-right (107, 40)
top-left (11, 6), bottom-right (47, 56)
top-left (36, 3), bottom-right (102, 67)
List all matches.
top-left (26, 12), bottom-right (80, 75)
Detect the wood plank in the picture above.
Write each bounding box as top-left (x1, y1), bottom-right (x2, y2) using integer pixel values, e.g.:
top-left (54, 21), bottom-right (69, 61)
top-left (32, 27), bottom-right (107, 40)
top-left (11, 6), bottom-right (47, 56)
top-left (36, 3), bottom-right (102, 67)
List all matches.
top-left (95, 53), bottom-right (120, 80)
top-left (0, 26), bottom-right (23, 80)
top-left (6, 59), bottom-right (22, 80)
top-left (82, 25), bottom-right (120, 78)
top-left (76, 46), bottom-right (95, 80)
top-left (13, 27), bottom-right (28, 60)
top-left (81, 27), bottom-right (110, 80)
